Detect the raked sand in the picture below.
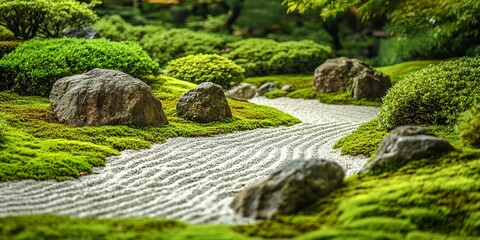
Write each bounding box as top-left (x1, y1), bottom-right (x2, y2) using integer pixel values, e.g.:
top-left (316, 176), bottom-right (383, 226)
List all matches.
top-left (0, 97), bottom-right (378, 224)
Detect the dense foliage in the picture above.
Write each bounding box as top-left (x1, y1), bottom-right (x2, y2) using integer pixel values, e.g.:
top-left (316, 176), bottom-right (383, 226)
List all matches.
top-left (456, 104), bottom-right (480, 148)
top-left (165, 54), bottom-right (245, 89)
top-left (140, 28), bottom-right (230, 67)
top-left (0, 0), bottom-right (99, 39)
top-left (378, 57), bottom-right (480, 130)
top-left (223, 38), bottom-right (332, 76)
top-left (94, 14), bottom-right (164, 42)
top-left (0, 38), bottom-right (158, 96)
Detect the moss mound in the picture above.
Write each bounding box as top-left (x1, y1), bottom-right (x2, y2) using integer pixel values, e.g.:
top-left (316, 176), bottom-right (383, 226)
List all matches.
top-left (165, 54), bottom-right (245, 89)
top-left (378, 57), bottom-right (480, 130)
top-left (0, 38), bottom-right (159, 96)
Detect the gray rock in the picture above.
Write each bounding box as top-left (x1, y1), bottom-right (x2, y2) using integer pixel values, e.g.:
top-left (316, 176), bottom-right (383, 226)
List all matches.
top-left (258, 82), bottom-right (277, 96)
top-left (281, 85), bottom-right (295, 92)
top-left (176, 82), bottom-right (232, 123)
top-left (225, 83), bottom-right (257, 99)
top-left (231, 159), bottom-right (344, 219)
top-left (362, 125), bottom-right (453, 173)
top-left (313, 57), bottom-right (391, 100)
top-left (50, 68), bottom-right (168, 127)
top-left (62, 27), bottom-right (101, 39)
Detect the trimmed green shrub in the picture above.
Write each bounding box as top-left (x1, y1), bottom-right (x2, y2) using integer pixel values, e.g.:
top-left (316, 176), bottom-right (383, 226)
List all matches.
top-left (140, 28), bottom-right (228, 67)
top-left (467, 45), bottom-right (480, 56)
top-left (0, 40), bottom-right (21, 59)
top-left (0, 38), bottom-right (158, 96)
top-left (456, 104), bottom-right (480, 147)
top-left (0, 0), bottom-right (98, 39)
top-left (94, 15), bottom-right (164, 42)
top-left (164, 54), bottom-right (245, 89)
top-left (0, 26), bottom-right (14, 40)
top-left (378, 57), bottom-right (480, 130)
top-left (223, 38), bottom-right (333, 76)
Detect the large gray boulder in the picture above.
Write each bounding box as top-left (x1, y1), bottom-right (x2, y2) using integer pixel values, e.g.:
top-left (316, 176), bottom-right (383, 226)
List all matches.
top-left (362, 125), bottom-right (453, 173)
top-left (50, 68), bottom-right (168, 127)
top-left (231, 159), bottom-right (345, 219)
top-left (225, 83), bottom-right (257, 99)
top-left (176, 82), bottom-right (232, 123)
top-left (313, 57), bottom-right (391, 100)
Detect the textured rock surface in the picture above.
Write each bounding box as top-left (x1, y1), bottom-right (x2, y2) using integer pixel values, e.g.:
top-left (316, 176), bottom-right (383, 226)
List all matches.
top-left (281, 84), bottom-right (295, 92)
top-left (313, 57), bottom-right (391, 100)
top-left (225, 83), bottom-right (257, 99)
top-left (362, 125), bottom-right (453, 173)
top-left (231, 159), bottom-right (345, 219)
top-left (62, 27), bottom-right (101, 39)
top-left (258, 82), bottom-right (277, 96)
top-left (50, 68), bottom-right (168, 127)
top-left (176, 82), bottom-right (232, 123)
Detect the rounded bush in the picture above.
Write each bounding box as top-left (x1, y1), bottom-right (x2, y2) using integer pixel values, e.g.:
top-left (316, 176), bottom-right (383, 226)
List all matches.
top-left (94, 15), bottom-right (164, 42)
top-left (0, 38), bottom-right (159, 96)
top-left (0, 26), bottom-right (14, 40)
top-left (0, 40), bottom-right (22, 59)
top-left (140, 29), bottom-right (228, 67)
top-left (223, 38), bottom-right (333, 76)
top-left (164, 54), bottom-right (245, 89)
top-left (378, 57), bottom-right (480, 129)
top-left (0, 0), bottom-right (98, 39)
top-left (456, 104), bottom-right (480, 147)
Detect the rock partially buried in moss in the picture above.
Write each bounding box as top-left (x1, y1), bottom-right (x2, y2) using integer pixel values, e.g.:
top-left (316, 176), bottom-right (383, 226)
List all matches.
top-left (231, 159), bottom-right (345, 219)
top-left (361, 125), bottom-right (453, 174)
top-left (50, 68), bottom-right (168, 127)
top-left (314, 57), bottom-right (391, 100)
top-left (225, 83), bottom-right (257, 99)
top-left (176, 82), bottom-right (232, 123)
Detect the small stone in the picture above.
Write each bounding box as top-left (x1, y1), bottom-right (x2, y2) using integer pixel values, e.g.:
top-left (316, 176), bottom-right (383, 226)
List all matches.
top-left (281, 85), bottom-right (295, 92)
top-left (225, 83), bottom-right (257, 99)
top-left (176, 82), bottom-right (232, 123)
top-left (258, 82), bottom-right (277, 96)
top-left (62, 27), bottom-right (101, 39)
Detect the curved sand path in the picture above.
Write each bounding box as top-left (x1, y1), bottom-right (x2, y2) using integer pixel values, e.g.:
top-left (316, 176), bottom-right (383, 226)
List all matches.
top-left (0, 97), bottom-right (378, 224)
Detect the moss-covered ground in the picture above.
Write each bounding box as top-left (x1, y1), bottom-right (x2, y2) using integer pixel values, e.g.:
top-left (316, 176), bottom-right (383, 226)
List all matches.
top-left (2, 60), bottom-right (477, 239)
top-left (0, 75), bottom-right (300, 181)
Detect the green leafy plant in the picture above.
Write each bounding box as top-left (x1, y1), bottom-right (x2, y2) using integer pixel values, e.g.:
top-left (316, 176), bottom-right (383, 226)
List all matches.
top-left (0, 38), bottom-right (159, 96)
top-left (93, 15), bottom-right (164, 42)
top-left (456, 104), bottom-right (480, 148)
top-left (378, 57), bottom-right (480, 130)
top-left (164, 54), bottom-right (245, 89)
top-left (0, 0), bottom-right (99, 39)
top-left (223, 38), bottom-right (333, 76)
top-left (140, 28), bottom-right (229, 67)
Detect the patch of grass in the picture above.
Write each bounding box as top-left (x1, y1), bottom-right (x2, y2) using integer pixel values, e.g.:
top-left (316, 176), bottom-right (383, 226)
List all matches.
top-left (237, 125), bottom-right (480, 239)
top-left (0, 76), bottom-right (300, 181)
top-left (334, 119), bottom-right (388, 158)
top-left (0, 215), bottom-right (261, 240)
top-left (375, 60), bottom-right (444, 85)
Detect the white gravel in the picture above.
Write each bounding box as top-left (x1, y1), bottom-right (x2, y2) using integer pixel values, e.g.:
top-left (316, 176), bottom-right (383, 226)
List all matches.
top-left (0, 97), bottom-right (378, 224)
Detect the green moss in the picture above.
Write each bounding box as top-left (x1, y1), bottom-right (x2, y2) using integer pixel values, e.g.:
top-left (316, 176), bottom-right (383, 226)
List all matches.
top-left (0, 76), bottom-right (299, 181)
top-left (334, 119), bottom-right (388, 157)
top-left (265, 89), bottom-right (288, 99)
top-left (0, 215), bottom-right (261, 240)
top-left (375, 60), bottom-right (443, 85)
top-left (343, 217), bottom-right (416, 233)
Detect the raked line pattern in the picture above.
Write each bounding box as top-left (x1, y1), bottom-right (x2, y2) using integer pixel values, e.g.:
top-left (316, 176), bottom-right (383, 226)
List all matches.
top-left (0, 97), bottom-right (378, 224)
